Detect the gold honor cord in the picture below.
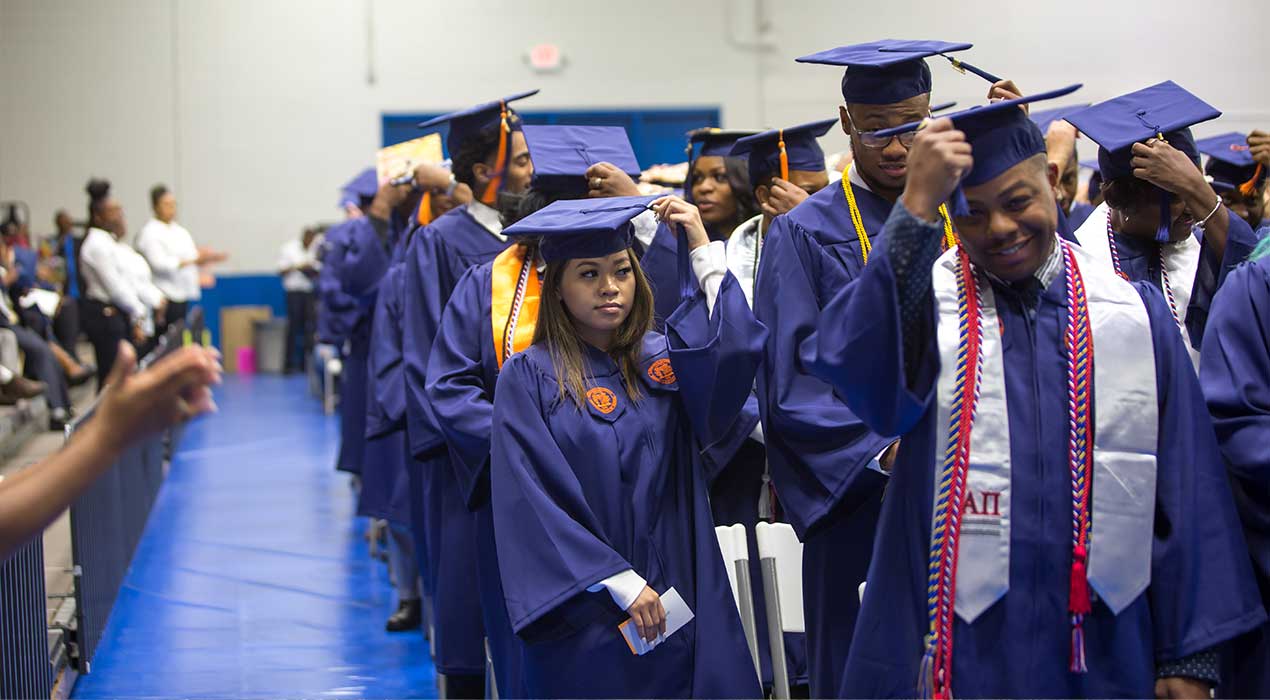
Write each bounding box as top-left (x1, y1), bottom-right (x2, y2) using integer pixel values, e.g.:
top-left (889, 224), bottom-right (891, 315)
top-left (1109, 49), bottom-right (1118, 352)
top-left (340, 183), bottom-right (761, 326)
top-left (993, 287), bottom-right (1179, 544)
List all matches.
top-left (842, 163), bottom-right (957, 265)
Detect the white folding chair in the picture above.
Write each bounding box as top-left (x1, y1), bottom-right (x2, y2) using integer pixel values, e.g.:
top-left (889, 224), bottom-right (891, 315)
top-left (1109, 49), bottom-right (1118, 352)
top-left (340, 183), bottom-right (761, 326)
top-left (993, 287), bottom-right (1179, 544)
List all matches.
top-left (755, 522), bottom-right (805, 700)
top-left (715, 524), bottom-right (762, 682)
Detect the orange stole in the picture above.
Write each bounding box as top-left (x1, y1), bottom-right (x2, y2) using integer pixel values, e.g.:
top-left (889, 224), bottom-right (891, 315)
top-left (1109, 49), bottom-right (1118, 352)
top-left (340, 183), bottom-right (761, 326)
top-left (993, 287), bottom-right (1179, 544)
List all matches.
top-left (491, 244), bottom-right (541, 370)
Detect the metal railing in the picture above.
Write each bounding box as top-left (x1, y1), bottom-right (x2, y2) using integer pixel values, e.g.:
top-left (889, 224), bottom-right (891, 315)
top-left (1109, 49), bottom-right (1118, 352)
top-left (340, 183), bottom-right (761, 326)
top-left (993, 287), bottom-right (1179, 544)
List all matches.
top-left (0, 536), bottom-right (54, 698)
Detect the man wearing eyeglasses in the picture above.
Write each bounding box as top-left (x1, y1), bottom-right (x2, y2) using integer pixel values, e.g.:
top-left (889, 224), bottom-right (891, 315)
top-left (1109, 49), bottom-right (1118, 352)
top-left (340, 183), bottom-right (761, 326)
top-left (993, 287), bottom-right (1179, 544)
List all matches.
top-left (750, 40), bottom-right (1013, 699)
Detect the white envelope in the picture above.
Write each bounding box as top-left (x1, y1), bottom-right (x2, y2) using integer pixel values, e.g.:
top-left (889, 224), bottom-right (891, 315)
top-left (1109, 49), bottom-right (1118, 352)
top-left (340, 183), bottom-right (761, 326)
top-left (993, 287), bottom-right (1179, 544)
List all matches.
top-left (618, 587), bottom-right (694, 656)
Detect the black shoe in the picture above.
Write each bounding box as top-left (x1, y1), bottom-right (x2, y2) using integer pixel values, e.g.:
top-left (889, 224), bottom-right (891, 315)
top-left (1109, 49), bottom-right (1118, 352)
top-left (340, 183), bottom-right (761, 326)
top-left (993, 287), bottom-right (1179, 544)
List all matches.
top-left (385, 598), bottom-right (422, 632)
top-left (68, 366), bottom-right (95, 387)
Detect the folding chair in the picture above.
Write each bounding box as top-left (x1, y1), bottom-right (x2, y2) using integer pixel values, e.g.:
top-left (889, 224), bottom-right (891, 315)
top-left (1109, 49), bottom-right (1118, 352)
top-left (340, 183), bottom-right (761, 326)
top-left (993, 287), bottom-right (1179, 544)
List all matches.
top-left (755, 522), bottom-right (805, 700)
top-left (715, 524), bottom-right (762, 682)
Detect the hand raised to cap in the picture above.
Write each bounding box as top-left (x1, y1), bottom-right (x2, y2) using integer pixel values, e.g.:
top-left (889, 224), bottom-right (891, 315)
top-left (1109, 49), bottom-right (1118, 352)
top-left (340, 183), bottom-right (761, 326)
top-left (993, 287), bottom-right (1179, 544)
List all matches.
top-left (760, 178), bottom-right (811, 218)
top-left (1248, 130), bottom-right (1270, 168)
top-left (899, 118), bottom-right (974, 223)
top-left (585, 162), bottom-right (643, 198)
top-left (651, 195), bottom-right (710, 251)
top-left (1129, 139), bottom-right (1208, 197)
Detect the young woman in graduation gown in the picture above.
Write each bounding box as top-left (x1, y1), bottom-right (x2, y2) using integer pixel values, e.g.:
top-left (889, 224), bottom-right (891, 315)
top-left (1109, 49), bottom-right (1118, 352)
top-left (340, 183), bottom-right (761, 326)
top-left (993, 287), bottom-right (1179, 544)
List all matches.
top-left (1199, 238), bottom-right (1270, 699)
top-left (489, 195), bottom-right (765, 699)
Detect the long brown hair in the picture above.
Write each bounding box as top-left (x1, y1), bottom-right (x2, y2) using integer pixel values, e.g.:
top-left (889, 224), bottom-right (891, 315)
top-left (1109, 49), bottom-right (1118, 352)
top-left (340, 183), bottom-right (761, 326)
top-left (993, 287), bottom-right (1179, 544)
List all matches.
top-left (532, 249), bottom-right (655, 407)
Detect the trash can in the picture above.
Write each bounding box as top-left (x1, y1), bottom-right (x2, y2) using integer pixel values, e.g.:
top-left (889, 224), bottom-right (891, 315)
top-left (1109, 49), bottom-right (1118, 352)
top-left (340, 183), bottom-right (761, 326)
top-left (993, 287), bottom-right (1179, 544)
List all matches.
top-left (252, 318), bottom-right (288, 374)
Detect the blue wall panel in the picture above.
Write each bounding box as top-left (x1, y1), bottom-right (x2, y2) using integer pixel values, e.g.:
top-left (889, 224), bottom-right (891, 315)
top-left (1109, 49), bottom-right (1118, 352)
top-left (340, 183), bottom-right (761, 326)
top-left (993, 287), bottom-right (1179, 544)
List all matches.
top-left (198, 274), bottom-right (287, 348)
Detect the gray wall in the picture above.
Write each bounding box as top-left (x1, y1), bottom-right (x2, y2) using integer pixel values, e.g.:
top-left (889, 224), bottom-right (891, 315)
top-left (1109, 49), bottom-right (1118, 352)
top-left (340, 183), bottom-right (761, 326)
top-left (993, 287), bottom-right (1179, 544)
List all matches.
top-left (1, 0), bottom-right (1265, 272)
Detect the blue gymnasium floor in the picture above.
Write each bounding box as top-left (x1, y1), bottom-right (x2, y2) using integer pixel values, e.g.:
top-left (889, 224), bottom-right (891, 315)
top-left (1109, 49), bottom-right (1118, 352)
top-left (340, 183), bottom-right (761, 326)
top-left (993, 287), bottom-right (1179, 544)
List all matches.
top-left (72, 374), bottom-right (437, 699)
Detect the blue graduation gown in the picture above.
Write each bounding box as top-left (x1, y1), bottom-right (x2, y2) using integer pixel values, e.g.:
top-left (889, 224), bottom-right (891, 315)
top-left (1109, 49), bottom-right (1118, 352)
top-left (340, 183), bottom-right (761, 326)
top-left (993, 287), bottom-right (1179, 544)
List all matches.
top-left (360, 248), bottom-right (412, 527)
top-left (425, 260), bottom-right (528, 697)
top-left (1199, 256), bottom-right (1270, 698)
top-left (489, 274), bottom-right (765, 699)
top-left (815, 228), bottom-right (1265, 697)
top-left (1068, 201), bottom-right (1096, 230)
top-left (1110, 209), bottom-right (1257, 349)
top-left (402, 206), bottom-right (510, 675)
top-left (320, 220), bottom-right (370, 475)
top-left (751, 180), bottom-right (893, 698)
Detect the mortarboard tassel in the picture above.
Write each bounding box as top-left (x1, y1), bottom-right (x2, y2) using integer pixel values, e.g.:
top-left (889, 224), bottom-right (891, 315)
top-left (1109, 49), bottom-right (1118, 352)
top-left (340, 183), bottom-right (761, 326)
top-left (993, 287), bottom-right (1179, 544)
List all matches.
top-left (481, 102), bottom-right (511, 206)
top-left (941, 55), bottom-right (1002, 84)
top-left (778, 129), bottom-right (789, 182)
top-left (1239, 163), bottom-right (1265, 197)
top-left (1155, 191), bottom-right (1172, 243)
top-left (950, 186), bottom-right (971, 218)
top-left (417, 191), bottom-right (433, 228)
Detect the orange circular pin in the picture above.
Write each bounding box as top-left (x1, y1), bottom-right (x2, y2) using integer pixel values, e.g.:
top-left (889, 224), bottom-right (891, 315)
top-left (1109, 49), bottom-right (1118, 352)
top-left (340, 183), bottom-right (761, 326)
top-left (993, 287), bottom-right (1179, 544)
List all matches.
top-left (587, 387), bottom-right (618, 414)
top-left (647, 358), bottom-right (677, 385)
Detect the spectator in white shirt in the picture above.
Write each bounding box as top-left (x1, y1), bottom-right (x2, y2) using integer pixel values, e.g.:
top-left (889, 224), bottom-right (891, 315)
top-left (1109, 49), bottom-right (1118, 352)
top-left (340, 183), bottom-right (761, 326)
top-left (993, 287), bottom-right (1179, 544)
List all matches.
top-left (79, 179), bottom-right (148, 391)
top-left (135, 184), bottom-right (226, 333)
top-left (277, 227), bottom-right (321, 373)
top-left (114, 230), bottom-right (166, 349)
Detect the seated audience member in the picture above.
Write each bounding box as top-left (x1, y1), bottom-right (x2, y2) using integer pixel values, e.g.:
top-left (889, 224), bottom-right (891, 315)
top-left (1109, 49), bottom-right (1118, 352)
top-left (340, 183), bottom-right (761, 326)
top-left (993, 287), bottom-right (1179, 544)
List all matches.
top-left (277, 227), bottom-right (321, 373)
top-left (0, 241), bottom-right (73, 428)
top-left (0, 327), bottom-right (46, 405)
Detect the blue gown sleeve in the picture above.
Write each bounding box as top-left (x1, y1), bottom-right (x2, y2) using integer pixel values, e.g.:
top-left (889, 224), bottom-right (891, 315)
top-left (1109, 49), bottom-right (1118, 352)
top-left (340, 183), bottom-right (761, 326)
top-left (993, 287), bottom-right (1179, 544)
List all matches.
top-left (367, 264), bottom-right (406, 435)
top-left (1136, 281), bottom-right (1267, 660)
top-left (808, 203), bottom-right (943, 438)
top-left (338, 217), bottom-right (394, 299)
top-left (664, 271), bottom-right (768, 450)
top-left (1200, 261), bottom-right (1270, 482)
top-left (490, 356), bottom-right (635, 638)
top-left (402, 226), bottom-right (456, 459)
top-left (425, 267), bottom-right (495, 508)
top-left (752, 216), bottom-right (895, 528)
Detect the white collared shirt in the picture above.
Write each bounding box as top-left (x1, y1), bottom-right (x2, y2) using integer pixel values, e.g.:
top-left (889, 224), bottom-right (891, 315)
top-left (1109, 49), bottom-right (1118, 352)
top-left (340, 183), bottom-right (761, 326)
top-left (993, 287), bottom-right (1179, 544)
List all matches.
top-left (466, 201), bottom-right (507, 242)
top-left (136, 218), bottom-right (201, 302)
top-left (80, 227), bottom-right (146, 318)
top-left (278, 238), bottom-right (319, 293)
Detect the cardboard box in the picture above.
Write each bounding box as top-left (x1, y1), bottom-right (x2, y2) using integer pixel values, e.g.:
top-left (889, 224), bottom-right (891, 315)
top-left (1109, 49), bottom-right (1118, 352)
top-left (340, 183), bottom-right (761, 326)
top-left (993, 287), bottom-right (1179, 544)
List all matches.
top-left (220, 306), bottom-right (272, 373)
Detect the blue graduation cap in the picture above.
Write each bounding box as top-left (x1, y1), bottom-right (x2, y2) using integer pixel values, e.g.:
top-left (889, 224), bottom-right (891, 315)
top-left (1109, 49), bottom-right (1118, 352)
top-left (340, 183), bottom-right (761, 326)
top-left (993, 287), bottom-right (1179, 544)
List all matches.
top-left (795, 40), bottom-right (997, 105)
top-left (1196, 131), bottom-right (1264, 194)
top-left (340, 167), bottom-right (378, 209)
top-left (1065, 81), bottom-right (1220, 241)
top-left (1079, 159), bottom-right (1101, 172)
top-left (417, 90), bottom-right (539, 205)
top-left (686, 128), bottom-right (762, 161)
top-left (522, 125), bottom-right (641, 196)
top-left (931, 100), bottom-right (958, 114)
top-left (1029, 104), bottom-right (1090, 136)
top-left (873, 84), bottom-right (1083, 214)
top-left (729, 118), bottom-right (836, 187)
top-left (503, 194), bottom-right (658, 263)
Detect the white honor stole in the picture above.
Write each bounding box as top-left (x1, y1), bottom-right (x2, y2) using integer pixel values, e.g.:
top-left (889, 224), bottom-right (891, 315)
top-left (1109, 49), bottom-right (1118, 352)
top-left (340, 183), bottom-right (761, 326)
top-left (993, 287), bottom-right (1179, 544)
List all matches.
top-left (931, 239), bottom-right (1160, 622)
top-left (1072, 202), bottom-right (1201, 364)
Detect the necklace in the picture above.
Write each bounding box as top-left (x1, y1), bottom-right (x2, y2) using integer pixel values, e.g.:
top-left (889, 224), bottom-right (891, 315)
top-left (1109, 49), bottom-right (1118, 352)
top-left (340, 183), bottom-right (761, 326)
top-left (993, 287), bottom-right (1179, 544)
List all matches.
top-left (843, 163), bottom-right (957, 264)
top-left (1105, 211), bottom-right (1182, 327)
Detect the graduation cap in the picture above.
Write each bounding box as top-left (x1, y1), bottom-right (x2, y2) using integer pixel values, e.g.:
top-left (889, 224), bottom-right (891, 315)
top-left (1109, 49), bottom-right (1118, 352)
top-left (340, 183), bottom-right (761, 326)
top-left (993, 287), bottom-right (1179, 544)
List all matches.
top-left (340, 167), bottom-right (379, 209)
top-left (1079, 159), bottom-right (1101, 172)
top-left (417, 90), bottom-right (539, 206)
top-left (503, 194), bottom-right (658, 263)
top-left (1196, 131), bottom-right (1265, 195)
top-left (730, 118), bottom-right (836, 187)
top-left (522, 125), bottom-right (642, 196)
top-left (1065, 81), bottom-right (1220, 240)
top-left (795, 39), bottom-right (998, 105)
top-left (873, 84), bottom-right (1083, 215)
top-left (1029, 104), bottom-right (1090, 136)
top-left (686, 128), bottom-right (763, 162)
top-left (931, 100), bottom-right (958, 114)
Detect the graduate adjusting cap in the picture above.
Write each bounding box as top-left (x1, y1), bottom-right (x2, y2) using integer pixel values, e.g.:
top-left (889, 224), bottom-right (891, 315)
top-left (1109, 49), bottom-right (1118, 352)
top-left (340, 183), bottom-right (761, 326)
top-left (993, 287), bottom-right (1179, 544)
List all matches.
top-left (796, 39), bottom-right (997, 105)
top-left (417, 90), bottom-right (539, 206)
top-left (930, 100), bottom-right (958, 114)
top-left (875, 84), bottom-right (1083, 188)
top-left (503, 194), bottom-right (658, 262)
top-left (1196, 131), bottom-right (1265, 195)
top-left (1064, 81), bottom-right (1219, 182)
top-left (730, 118), bottom-right (836, 187)
top-left (686, 128), bottom-right (763, 161)
top-left (340, 167), bottom-right (379, 209)
top-left (522, 125), bottom-right (642, 196)
top-left (1029, 104), bottom-right (1090, 137)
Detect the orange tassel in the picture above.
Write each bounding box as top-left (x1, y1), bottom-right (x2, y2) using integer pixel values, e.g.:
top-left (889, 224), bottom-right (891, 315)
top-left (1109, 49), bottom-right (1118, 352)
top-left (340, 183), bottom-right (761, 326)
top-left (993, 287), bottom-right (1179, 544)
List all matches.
top-left (416, 191), bottom-right (432, 227)
top-left (1239, 163), bottom-right (1264, 197)
top-left (481, 103), bottom-right (510, 205)
top-left (778, 129), bottom-right (789, 182)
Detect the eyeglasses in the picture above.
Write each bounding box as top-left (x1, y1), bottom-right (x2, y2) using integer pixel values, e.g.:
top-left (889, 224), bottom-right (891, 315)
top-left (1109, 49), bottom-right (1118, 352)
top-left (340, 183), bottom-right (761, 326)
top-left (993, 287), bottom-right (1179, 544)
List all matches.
top-left (846, 111), bottom-right (924, 150)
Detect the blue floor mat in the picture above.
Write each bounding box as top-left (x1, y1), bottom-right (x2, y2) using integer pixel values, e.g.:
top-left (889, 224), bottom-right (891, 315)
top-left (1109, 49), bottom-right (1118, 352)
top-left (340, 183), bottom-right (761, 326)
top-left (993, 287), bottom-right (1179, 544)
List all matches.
top-left (72, 374), bottom-right (436, 699)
